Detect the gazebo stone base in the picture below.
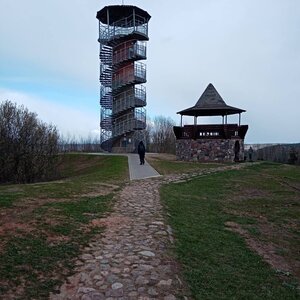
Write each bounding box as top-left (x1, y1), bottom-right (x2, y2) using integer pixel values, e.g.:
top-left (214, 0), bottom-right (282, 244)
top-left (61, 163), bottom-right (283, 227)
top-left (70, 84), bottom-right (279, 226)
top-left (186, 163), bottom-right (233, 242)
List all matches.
top-left (176, 138), bottom-right (245, 162)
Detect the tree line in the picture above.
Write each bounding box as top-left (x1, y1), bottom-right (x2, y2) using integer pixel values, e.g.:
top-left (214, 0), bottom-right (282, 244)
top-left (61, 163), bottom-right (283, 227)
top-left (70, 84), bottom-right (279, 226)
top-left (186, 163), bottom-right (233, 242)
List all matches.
top-left (256, 144), bottom-right (300, 165)
top-left (2, 100), bottom-right (299, 184)
top-left (0, 101), bottom-right (177, 183)
top-left (59, 116), bottom-right (177, 154)
top-left (0, 101), bottom-right (59, 183)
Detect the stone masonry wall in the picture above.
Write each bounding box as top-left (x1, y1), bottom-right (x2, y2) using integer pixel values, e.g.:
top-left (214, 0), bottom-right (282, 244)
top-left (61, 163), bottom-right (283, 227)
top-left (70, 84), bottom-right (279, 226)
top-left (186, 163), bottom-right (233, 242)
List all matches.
top-left (176, 138), bottom-right (245, 162)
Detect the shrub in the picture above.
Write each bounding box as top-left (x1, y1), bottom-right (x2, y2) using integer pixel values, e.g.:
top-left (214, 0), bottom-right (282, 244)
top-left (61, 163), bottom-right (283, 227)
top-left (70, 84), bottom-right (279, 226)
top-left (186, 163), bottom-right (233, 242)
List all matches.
top-left (0, 100), bottom-right (59, 183)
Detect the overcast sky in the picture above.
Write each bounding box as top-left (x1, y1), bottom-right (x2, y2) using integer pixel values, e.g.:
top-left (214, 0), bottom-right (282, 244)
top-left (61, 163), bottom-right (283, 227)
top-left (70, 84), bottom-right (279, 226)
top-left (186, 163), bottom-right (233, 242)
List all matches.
top-left (0, 0), bottom-right (299, 143)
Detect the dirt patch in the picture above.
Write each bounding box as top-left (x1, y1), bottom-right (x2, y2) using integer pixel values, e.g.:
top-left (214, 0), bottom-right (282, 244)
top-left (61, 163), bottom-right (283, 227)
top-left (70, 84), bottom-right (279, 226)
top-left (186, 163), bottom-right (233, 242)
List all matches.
top-left (0, 197), bottom-right (73, 251)
top-left (224, 208), bottom-right (269, 221)
top-left (260, 172), bottom-right (300, 192)
top-left (57, 157), bottom-right (95, 175)
top-left (80, 183), bottom-right (120, 197)
top-left (47, 234), bottom-right (71, 245)
top-left (90, 215), bottom-right (131, 229)
top-left (0, 222), bottom-right (35, 236)
top-left (225, 221), bottom-right (294, 276)
top-left (147, 153), bottom-right (177, 161)
top-left (0, 221), bottom-right (36, 252)
top-left (28, 180), bottom-right (66, 186)
top-left (3, 186), bottom-right (24, 193)
top-left (230, 188), bottom-right (270, 202)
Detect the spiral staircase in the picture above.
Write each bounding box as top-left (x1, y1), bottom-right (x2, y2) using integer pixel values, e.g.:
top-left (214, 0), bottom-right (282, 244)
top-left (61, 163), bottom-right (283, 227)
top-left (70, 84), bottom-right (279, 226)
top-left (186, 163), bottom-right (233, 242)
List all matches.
top-left (97, 5), bottom-right (150, 152)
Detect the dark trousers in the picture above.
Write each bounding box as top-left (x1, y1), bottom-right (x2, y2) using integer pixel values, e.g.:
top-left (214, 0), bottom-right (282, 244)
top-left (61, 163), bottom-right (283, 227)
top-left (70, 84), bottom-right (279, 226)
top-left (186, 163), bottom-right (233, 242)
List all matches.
top-left (139, 153), bottom-right (145, 164)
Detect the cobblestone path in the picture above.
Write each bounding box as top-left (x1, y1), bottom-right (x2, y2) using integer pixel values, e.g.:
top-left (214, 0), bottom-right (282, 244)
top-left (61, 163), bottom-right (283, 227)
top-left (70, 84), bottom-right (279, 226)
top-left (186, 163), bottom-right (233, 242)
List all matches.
top-left (51, 164), bottom-right (251, 300)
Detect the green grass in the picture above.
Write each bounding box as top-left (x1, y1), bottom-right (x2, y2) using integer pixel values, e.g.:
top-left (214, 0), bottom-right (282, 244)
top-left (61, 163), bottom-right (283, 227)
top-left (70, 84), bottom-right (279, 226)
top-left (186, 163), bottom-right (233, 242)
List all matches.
top-left (147, 155), bottom-right (225, 175)
top-left (0, 234), bottom-right (77, 299)
top-left (0, 193), bottom-right (19, 208)
top-left (0, 154), bottom-right (128, 299)
top-left (0, 154), bottom-right (128, 205)
top-left (161, 162), bottom-right (300, 299)
top-left (44, 195), bottom-right (112, 223)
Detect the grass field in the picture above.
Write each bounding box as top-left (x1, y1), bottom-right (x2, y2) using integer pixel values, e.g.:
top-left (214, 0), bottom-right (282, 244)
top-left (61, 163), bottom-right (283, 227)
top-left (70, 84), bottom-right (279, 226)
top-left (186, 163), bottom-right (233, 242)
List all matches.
top-left (161, 162), bottom-right (300, 299)
top-left (0, 154), bottom-right (128, 299)
top-left (1, 153), bottom-right (299, 299)
top-left (146, 153), bottom-right (225, 175)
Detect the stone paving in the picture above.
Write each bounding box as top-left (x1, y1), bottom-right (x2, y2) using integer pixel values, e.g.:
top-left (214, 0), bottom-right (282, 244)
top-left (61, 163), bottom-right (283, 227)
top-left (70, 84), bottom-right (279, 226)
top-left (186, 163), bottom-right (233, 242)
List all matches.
top-left (51, 163), bottom-right (251, 300)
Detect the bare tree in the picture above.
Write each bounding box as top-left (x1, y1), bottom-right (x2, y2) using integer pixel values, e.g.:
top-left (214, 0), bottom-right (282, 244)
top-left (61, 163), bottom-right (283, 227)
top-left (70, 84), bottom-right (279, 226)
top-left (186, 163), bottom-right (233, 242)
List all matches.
top-left (59, 134), bottom-right (101, 153)
top-left (257, 144), bottom-right (300, 165)
top-left (0, 100), bottom-right (60, 183)
top-left (147, 116), bottom-right (176, 153)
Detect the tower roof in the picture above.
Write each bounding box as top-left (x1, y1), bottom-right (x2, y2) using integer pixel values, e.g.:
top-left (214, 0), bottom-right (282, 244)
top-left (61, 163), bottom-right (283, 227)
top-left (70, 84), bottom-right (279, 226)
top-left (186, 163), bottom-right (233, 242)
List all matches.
top-left (177, 83), bottom-right (246, 116)
top-left (96, 5), bottom-right (151, 24)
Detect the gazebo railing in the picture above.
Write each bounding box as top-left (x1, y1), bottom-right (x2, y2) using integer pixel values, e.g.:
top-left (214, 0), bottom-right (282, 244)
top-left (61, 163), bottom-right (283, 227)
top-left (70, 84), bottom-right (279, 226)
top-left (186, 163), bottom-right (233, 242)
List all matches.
top-left (174, 124), bottom-right (248, 140)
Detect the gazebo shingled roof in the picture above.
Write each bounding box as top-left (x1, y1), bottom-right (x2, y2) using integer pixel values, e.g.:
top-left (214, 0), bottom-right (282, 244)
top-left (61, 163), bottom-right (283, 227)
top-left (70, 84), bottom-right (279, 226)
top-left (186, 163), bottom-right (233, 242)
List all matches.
top-left (177, 83), bottom-right (246, 117)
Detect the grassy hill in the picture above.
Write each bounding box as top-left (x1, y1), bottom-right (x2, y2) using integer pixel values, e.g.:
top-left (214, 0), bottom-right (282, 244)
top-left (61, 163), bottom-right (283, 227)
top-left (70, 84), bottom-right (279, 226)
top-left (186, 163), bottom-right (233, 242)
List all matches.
top-left (0, 154), bottom-right (299, 299)
top-left (161, 162), bottom-right (300, 299)
top-left (0, 154), bottom-right (128, 299)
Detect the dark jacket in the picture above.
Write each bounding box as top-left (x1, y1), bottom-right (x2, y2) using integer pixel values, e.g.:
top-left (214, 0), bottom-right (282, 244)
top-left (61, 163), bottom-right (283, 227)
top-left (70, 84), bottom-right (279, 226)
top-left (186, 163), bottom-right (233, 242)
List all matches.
top-left (138, 142), bottom-right (145, 155)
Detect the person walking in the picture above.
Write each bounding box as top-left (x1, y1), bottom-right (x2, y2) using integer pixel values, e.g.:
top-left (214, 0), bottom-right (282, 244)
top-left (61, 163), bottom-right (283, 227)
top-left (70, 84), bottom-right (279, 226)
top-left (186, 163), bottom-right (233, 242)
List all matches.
top-left (137, 141), bottom-right (146, 165)
top-left (248, 146), bottom-right (254, 162)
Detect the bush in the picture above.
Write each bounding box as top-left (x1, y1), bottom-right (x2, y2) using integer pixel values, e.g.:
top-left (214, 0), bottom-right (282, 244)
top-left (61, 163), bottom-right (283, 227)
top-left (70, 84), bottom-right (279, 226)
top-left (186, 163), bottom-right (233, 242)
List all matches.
top-left (257, 144), bottom-right (300, 165)
top-left (0, 100), bottom-right (59, 183)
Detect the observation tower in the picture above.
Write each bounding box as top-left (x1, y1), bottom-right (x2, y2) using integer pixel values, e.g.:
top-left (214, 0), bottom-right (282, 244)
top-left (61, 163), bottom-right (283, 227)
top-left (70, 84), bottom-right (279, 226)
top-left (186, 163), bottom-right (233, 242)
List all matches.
top-left (96, 5), bottom-right (151, 152)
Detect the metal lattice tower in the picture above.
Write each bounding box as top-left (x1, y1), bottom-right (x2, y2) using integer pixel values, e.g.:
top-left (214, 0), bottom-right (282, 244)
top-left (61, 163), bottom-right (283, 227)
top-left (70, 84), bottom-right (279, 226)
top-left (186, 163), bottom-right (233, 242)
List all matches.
top-left (96, 5), bottom-right (151, 152)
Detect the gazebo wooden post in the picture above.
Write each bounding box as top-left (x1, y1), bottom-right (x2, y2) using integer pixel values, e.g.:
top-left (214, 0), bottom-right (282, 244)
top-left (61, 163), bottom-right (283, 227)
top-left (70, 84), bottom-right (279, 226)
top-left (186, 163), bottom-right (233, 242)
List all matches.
top-left (193, 116), bottom-right (197, 139)
top-left (239, 113), bottom-right (241, 126)
top-left (180, 115), bottom-right (183, 127)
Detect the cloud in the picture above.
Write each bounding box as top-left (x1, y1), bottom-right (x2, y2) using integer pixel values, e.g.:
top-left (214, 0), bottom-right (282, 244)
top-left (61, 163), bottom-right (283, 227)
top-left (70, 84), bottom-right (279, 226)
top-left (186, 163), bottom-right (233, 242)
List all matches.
top-left (0, 0), bottom-right (299, 144)
top-left (0, 88), bottom-right (99, 140)
top-left (0, 0), bottom-right (99, 88)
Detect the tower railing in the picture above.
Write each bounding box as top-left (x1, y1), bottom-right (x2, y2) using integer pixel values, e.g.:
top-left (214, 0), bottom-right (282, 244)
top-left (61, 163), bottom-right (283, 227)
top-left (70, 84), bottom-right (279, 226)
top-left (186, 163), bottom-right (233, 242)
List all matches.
top-left (100, 86), bottom-right (112, 109)
top-left (112, 86), bottom-right (146, 116)
top-left (112, 110), bottom-right (146, 137)
top-left (100, 112), bottom-right (112, 131)
top-left (99, 45), bottom-right (113, 64)
top-left (99, 14), bottom-right (149, 43)
top-left (112, 62), bottom-right (146, 91)
top-left (113, 41), bottom-right (146, 65)
top-left (100, 64), bottom-right (112, 86)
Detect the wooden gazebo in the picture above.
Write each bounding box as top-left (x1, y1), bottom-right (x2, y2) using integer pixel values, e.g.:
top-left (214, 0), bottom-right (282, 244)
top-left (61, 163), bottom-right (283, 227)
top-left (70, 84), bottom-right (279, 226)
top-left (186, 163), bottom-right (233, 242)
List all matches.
top-left (174, 83), bottom-right (248, 162)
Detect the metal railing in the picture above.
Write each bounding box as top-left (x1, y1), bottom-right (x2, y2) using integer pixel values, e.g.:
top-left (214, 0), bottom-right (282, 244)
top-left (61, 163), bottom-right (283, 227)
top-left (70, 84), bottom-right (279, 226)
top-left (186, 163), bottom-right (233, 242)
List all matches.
top-left (100, 86), bottom-right (112, 109)
top-left (113, 41), bottom-right (146, 65)
top-left (100, 64), bottom-right (112, 84)
top-left (100, 113), bottom-right (112, 131)
top-left (100, 45), bottom-right (113, 64)
top-left (112, 86), bottom-right (146, 115)
top-left (99, 14), bottom-right (149, 43)
top-left (112, 62), bottom-right (146, 90)
top-left (112, 118), bottom-right (146, 137)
